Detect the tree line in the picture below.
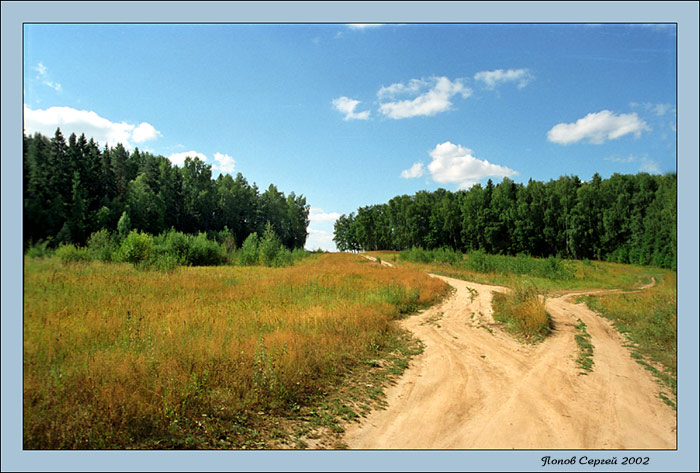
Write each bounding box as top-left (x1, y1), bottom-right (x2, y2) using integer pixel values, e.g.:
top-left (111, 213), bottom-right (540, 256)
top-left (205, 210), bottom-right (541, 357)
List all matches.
top-left (333, 173), bottom-right (676, 269)
top-left (23, 129), bottom-right (310, 250)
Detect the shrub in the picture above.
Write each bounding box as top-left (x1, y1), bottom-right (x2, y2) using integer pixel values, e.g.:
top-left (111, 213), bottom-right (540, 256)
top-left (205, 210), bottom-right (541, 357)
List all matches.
top-left (55, 243), bottom-right (91, 263)
top-left (25, 240), bottom-right (53, 258)
top-left (118, 230), bottom-right (154, 265)
top-left (156, 229), bottom-right (189, 265)
top-left (259, 223), bottom-right (281, 267)
top-left (238, 233), bottom-right (260, 266)
top-left (187, 233), bottom-right (224, 266)
top-left (116, 211), bottom-right (132, 239)
top-left (87, 229), bottom-right (117, 262)
top-left (274, 248), bottom-right (294, 267)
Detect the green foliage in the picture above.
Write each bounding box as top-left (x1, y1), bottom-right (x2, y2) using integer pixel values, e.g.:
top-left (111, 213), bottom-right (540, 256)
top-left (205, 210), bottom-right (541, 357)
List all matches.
top-left (55, 243), bottom-right (91, 263)
top-left (335, 173), bottom-right (676, 270)
top-left (259, 222), bottom-right (282, 266)
top-left (23, 130), bottom-right (310, 252)
top-left (157, 229), bottom-right (190, 264)
top-left (574, 319), bottom-right (595, 374)
top-left (239, 232), bottom-right (260, 266)
top-left (87, 229), bottom-right (117, 262)
top-left (117, 210), bottom-right (132, 238)
top-left (187, 233), bottom-right (225, 266)
top-left (118, 230), bottom-right (154, 265)
top-left (25, 240), bottom-right (54, 258)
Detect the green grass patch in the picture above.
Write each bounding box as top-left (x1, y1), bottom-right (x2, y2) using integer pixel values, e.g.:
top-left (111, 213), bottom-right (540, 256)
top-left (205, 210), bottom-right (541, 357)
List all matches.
top-left (574, 318), bottom-right (595, 375)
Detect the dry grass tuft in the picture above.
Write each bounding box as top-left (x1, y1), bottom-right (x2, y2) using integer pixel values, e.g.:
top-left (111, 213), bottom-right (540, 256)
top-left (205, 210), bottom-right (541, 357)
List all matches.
top-left (492, 283), bottom-right (551, 343)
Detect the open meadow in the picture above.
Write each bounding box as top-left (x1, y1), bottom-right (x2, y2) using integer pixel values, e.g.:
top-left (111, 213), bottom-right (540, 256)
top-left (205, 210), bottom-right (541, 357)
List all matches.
top-left (23, 253), bottom-right (449, 449)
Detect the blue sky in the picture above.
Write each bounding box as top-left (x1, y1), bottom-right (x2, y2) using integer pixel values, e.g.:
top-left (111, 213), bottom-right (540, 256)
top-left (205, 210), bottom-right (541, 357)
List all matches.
top-left (23, 23), bottom-right (677, 250)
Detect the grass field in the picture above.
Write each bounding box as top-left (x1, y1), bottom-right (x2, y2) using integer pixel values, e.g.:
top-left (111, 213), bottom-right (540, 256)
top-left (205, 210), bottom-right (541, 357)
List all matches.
top-left (23, 253), bottom-right (450, 449)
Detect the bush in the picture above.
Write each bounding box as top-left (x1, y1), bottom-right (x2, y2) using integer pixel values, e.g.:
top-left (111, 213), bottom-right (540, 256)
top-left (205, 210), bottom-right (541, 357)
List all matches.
top-left (87, 229), bottom-right (117, 262)
top-left (239, 233), bottom-right (260, 266)
top-left (187, 233), bottom-right (224, 266)
top-left (118, 230), bottom-right (154, 265)
top-left (25, 240), bottom-right (53, 258)
top-left (259, 223), bottom-right (281, 267)
top-left (55, 243), bottom-right (91, 263)
top-left (274, 248), bottom-right (294, 267)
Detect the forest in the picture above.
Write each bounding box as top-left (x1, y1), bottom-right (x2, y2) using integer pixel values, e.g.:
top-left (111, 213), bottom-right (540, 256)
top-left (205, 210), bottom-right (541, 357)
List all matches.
top-left (23, 129), bottom-right (310, 250)
top-left (333, 173), bottom-right (676, 269)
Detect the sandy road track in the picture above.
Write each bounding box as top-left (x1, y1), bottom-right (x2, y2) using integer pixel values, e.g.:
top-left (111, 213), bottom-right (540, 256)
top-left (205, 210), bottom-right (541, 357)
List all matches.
top-left (344, 258), bottom-right (676, 449)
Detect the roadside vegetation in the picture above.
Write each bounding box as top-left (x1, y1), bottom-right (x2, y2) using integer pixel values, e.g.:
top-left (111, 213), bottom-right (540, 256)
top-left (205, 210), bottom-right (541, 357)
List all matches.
top-left (580, 272), bottom-right (677, 408)
top-left (23, 253), bottom-right (450, 449)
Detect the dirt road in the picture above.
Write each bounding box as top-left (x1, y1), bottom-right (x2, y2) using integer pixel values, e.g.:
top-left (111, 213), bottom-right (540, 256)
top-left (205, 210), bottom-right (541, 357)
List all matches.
top-left (343, 263), bottom-right (676, 449)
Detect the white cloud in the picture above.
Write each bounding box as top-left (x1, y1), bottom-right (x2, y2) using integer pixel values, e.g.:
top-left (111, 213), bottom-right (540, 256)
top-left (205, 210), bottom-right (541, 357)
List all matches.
top-left (400, 162), bottom-right (425, 178)
top-left (547, 110), bottom-right (650, 145)
top-left (630, 102), bottom-right (675, 116)
top-left (213, 152), bottom-right (236, 174)
top-left (639, 158), bottom-right (660, 173)
top-left (377, 79), bottom-right (428, 99)
top-left (378, 76), bottom-right (471, 119)
top-left (605, 154), bottom-right (662, 174)
top-left (474, 68), bottom-right (534, 89)
top-left (604, 155), bottom-right (637, 163)
top-left (309, 208), bottom-right (341, 223)
top-left (132, 122), bottom-right (161, 143)
top-left (24, 105), bottom-right (161, 149)
top-left (332, 96), bottom-right (371, 120)
top-left (34, 62), bottom-right (61, 91)
top-left (413, 141), bottom-right (518, 189)
top-left (305, 228), bottom-right (336, 252)
top-left (167, 150), bottom-right (208, 167)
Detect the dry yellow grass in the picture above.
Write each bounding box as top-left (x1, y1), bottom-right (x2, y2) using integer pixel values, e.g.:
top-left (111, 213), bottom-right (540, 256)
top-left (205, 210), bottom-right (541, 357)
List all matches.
top-left (492, 283), bottom-right (551, 343)
top-left (23, 253), bottom-right (449, 449)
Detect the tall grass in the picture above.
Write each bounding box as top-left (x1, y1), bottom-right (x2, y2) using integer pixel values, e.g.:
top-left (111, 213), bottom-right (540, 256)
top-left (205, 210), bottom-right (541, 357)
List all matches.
top-left (23, 253), bottom-right (449, 448)
top-left (491, 283), bottom-right (552, 343)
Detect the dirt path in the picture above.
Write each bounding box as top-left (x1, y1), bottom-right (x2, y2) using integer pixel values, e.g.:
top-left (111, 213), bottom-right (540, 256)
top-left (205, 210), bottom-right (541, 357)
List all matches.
top-left (343, 262), bottom-right (676, 449)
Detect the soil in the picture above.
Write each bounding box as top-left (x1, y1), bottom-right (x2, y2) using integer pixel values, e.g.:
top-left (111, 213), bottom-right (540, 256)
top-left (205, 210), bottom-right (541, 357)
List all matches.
top-left (343, 258), bottom-right (676, 449)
